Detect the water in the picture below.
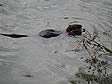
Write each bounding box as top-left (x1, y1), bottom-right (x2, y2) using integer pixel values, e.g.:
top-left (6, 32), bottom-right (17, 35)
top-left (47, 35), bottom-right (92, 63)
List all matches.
top-left (0, 0), bottom-right (112, 84)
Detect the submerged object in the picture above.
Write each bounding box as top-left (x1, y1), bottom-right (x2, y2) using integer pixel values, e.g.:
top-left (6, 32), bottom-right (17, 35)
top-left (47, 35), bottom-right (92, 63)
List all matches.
top-left (66, 24), bottom-right (85, 37)
top-left (0, 34), bottom-right (28, 38)
top-left (39, 29), bottom-right (62, 38)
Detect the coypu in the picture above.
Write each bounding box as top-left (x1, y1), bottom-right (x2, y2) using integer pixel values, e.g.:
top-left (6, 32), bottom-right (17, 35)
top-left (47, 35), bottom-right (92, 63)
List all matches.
top-left (39, 29), bottom-right (62, 38)
top-left (66, 24), bottom-right (85, 36)
top-left (0, 29), bottom-right (62, 39)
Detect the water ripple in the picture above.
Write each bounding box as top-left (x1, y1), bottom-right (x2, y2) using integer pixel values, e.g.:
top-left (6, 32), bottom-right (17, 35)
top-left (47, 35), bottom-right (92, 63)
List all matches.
top-left (0, 0), bottom-right (112, 84)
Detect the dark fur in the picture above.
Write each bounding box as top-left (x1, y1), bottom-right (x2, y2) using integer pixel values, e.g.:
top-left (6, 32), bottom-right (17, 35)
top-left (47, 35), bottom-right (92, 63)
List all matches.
top-left (66, 24), bottom-right (82, 36)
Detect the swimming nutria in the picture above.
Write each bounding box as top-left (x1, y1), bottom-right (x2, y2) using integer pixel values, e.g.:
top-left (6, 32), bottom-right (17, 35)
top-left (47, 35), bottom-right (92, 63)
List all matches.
top-left (0, 29), bottom-right (62, 38)
top-left (39, 29), bottom-right (62, 38)
top-left (66, 24), bottom-right (85, 36)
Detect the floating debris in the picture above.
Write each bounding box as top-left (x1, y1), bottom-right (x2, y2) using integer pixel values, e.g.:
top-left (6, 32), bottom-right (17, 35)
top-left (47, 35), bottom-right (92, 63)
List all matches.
top-left (0, 4), bottom-right (3, 6)
top-left (22, 74), bottom-right (33, 78)
top-left (24, 74), bottom-right (33, 78)
top-left (64, 17), bottom-right (69, 19)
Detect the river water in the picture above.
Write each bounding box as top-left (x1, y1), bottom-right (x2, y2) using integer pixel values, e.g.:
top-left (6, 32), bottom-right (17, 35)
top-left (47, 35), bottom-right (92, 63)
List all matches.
top-left (0, 0), bottom-right (112, 84)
